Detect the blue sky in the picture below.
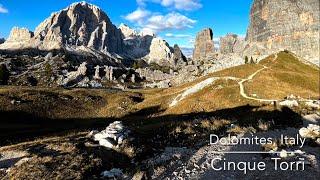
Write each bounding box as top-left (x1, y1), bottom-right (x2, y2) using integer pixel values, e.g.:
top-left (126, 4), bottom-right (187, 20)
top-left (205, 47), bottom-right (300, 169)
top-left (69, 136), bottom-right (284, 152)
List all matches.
top-left (0, 0), bottom-right (252, 49)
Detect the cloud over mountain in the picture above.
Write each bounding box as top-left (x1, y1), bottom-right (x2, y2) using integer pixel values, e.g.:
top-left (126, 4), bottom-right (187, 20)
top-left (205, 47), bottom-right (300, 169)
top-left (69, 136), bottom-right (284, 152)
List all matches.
top-left (125, 10), bottom-right (196, 33)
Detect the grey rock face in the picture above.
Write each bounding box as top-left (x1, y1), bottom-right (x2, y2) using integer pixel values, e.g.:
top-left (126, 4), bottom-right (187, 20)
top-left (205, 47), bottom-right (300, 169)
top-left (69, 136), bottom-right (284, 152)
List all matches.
top-left (193, 28), bottom-right (215, 61)
top-left (246, 0), bottom-right (320, 63)
top-left (173, 44), bottom-right (187, 68)
top-left (220, 34), bottom-right (245, 54)
top-left (1, 2), bottom-right (123, 54)
top-left (119, 24), bottom-right (154, 59)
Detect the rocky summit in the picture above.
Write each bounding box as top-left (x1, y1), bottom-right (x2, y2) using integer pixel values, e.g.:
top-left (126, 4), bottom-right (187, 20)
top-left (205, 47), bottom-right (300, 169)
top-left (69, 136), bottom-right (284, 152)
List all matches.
top-left (193, 28), bottom-right (215, 61)
top-left (0, 2), bottom-right (123, 54)
top-left (246, 0), bottom-right (320, 64)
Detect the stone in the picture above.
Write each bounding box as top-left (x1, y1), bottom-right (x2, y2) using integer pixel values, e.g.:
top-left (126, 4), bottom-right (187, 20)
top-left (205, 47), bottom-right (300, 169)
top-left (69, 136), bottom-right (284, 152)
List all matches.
top-left (279, 99), bottom-right (299, 107)
top-left (246, 0), bottom-right (320, 64)
top-left (44, 52), bottom-right (53, 61)
top-left (193, 28), bottom-right (215, 61)
top-left (299, 124), bottom-right (320, 139)
top-left (94, 65), bottom-right (100, 80)
top-left (104, 66), bottom-right (114, 81)
top-left (61, 62), bottom-right (87, 86)
top-left (101, 168), bottom-right (123, 178)
top-left (92, 121), bottom-right (130, 148)
top-left (131, 74), bottom-right (136, 83)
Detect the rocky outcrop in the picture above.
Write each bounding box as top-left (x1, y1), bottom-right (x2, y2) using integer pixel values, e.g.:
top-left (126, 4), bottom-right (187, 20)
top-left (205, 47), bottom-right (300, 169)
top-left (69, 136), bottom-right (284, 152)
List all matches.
top-left (173, 44), bottom-right (187, 68)
top-left (1, 2), bottom-right (123, 54)
top-left (147, 38), bottom-right (174, 66)
top-left (220, 34), bottom-right (245, 54)
top-left (0, 28), bottom-right (34, 49)
top-left (193, 28), bottom-right (215, 61)
top-left (6, 27), bottom-right (34, 42)
top-left (246, 0), bottom-right (320, 64)
top-left (60, 62), bottom-right (88, 87)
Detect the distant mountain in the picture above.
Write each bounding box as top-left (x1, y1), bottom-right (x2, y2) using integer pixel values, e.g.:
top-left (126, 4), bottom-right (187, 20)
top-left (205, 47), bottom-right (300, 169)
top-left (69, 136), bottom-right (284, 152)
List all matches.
top-left (1, 2), bottom-right (123, 54)
top-left (0, 2), bottom-right (185, 67)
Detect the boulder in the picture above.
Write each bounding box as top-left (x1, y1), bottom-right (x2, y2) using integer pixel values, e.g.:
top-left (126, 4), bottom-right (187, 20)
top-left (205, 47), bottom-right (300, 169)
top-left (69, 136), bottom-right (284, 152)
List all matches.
top-left (61, 62), bottom-right (87, 86)
top-left (91, 121), bottom-right (130, 149)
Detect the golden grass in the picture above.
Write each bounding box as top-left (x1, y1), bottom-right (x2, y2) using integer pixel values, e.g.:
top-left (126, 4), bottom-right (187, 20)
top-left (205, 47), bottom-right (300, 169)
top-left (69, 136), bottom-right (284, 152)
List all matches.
top-left (246, 52), bottom-right (319, 99)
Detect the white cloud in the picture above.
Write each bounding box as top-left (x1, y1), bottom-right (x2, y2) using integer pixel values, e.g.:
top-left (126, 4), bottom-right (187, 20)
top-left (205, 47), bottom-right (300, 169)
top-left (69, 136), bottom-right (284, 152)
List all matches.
top-left (138, 0), bottom-right (202, 11)
top-left (0, 4), bottom-right (8, 13)
top-left (145, 12), bottom-right (196, 32)
top-left (124, 8), bottom-right (150, 24)
top-left (124, 10), bottom-right (196, 33)
top-left (160, 0), bottom-right (202, 11)
top-left (165, 33), bottom-right (192, 38)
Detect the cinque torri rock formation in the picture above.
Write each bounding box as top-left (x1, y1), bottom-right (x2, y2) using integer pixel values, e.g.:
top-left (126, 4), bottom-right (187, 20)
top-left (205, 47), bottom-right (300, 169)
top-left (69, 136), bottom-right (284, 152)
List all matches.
top-left (1, 2), bottom-right (123, 54)
top-left (193, 28), bottom-right (215, 61)
top-left (246, 0), bottom-right (320, 64)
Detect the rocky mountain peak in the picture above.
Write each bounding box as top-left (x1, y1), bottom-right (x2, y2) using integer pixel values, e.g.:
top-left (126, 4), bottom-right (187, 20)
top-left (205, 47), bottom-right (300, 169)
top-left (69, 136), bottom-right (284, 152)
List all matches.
top-left (1, 2), bottom-right (123, 54)
top-left (119, 23), bottom-right (139, 39)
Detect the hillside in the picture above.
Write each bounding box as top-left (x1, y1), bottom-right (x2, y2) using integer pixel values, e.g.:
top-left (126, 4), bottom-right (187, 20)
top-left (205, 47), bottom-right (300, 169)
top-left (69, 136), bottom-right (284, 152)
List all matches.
top-left (0, 51), bottom-right (319, 179)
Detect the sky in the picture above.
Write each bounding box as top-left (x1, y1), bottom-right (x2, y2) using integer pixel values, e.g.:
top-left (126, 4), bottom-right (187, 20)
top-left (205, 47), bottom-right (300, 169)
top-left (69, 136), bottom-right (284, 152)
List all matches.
top-left (0, 0), bottom-right (253, 52)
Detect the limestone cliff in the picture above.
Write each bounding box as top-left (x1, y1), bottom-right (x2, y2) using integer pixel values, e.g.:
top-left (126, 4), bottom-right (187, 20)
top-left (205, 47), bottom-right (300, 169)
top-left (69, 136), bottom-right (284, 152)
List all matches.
top-left (193, 28), bottom-right (215, 61)
top-left (246, 0), bottom-right (319, 63)
top-left (220, 34), bottom-right (245, 54)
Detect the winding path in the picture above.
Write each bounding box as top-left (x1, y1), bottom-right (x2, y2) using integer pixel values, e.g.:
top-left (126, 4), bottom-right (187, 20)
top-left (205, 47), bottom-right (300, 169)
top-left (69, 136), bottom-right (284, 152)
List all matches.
top-left (238, 54), bottom-right (278, 102)
top-left (170, 54), bottom-right (279, 107)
